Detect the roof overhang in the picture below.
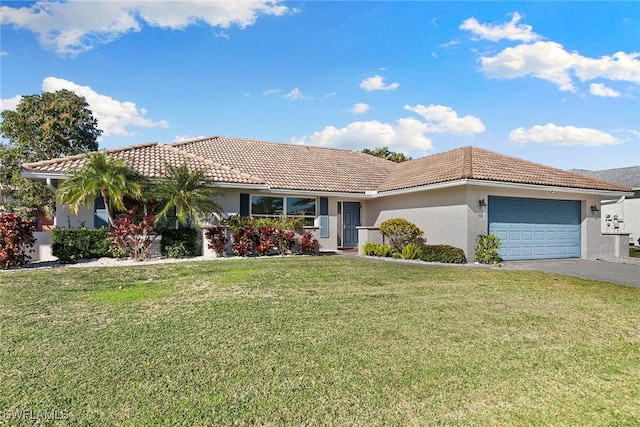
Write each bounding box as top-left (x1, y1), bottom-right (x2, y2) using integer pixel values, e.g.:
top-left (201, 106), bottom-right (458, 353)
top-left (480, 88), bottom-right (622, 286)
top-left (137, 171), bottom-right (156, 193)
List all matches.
top-left (24, 169), bottom-right (632, 199)
top-left (465, 179), bottom-right (634, 197)
top-left (21, 170), bottom-right (68, 181)
top-left (368, 179), bottom-right (633, 198)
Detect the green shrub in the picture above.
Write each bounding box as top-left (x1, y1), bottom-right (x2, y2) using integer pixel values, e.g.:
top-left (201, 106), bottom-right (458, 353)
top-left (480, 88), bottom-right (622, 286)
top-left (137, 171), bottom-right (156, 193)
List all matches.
top-left (419, 244), bottom-right (467, 264)
top-left (475, 234), bottom-right (502, 264)
top-left (379, 218), bottom-right (423, 252)
top-left (375, 243), bottom-right (395, 258)
top-left (363, 241), bottom-right (379, 256)
top-left (401, 243), bottom-right (422, 260)
top-left (52, 228), bottom-right (113, 263)
top-left (161, 229), bottom-right (198, 258)
top-left (165, 242), bottom-right (191, 258)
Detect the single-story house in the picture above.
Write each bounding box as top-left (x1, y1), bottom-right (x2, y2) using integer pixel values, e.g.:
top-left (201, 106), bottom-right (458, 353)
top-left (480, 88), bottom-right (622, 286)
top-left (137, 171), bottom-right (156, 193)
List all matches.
top-left (22, 136), bottom-right (633, 261)
top-left (571, 166), bottom-right (640, 246)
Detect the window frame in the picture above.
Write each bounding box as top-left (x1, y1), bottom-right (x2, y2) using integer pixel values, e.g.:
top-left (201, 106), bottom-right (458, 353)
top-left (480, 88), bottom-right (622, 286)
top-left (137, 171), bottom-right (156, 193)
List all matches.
top-left (250, 194), bottom-right (317, 225)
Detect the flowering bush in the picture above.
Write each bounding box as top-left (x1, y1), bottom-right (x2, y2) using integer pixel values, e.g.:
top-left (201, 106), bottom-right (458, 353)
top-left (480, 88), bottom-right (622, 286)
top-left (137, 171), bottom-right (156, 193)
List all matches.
top-left (0, 213), bottom-right (36, 269)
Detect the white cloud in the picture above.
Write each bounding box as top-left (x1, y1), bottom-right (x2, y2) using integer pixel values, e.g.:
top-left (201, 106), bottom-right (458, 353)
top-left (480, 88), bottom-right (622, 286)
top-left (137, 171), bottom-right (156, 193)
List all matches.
top-left (174, 135), bottom-right (207, 143)
top-left (465, 13), bottom-right (640, 92)
top-left (42, 77), bottom-right (168, 137)
top-left (589, 83), bottom-right (621, 98)
top-left (0, 95), bottom-right (23, 112)
top-left (0, 50), bottom-right (8, 56)
top-left (0, 0), bottom-right (290, 55)
top-left (360, 75), bottom-right (400, 91)
top-left (460, 12), bottom-right (540, 43)
top-left (263, 89), bottom-right (281, 96)
top-left (291, 118), bottom-right (433, 153)
top-left (508, 123), bottom-right (620, 146)
top-left (575, 52), bottom-right (640, 83)
top-left (479, 41), bottom-right (577, 91)
top-left (283, 88), bottom-right (305, 100)
top-left (404, 104), bottom-right (485, 134)
top-left (349, 103), bottom-right (370, 114)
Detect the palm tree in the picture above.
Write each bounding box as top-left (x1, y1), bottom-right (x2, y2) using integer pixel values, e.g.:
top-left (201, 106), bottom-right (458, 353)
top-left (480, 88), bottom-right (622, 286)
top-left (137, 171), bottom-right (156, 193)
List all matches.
top-left (56, 151), bottom-right (143, 227)
top-left (152, 162), bottom-right (222, 228)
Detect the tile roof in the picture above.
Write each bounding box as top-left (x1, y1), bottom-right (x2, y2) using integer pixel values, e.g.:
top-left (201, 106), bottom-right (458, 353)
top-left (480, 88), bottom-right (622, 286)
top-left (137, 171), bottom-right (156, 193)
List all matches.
top-left (379, 146), bottom-right (631, 193)
top-left (173, 136), bottom-right (395, 193)
top-left (570, 166), bottom-right (640, 190)
top-left (22, 137), bottom-right (631, 194)
top-left (21, 143), bottom-right (265, 185)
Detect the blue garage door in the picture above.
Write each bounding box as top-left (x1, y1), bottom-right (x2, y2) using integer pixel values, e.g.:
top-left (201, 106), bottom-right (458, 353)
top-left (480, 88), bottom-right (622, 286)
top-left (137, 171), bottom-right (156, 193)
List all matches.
top-left (488, 196), bottom-right (581, 261)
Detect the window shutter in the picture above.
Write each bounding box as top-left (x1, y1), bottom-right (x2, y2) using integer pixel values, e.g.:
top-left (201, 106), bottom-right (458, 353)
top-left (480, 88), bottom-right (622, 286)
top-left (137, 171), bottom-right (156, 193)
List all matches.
top-left (319, 197), bottom-right (329, 238)
top-left (240, 193), bottom-right (250, 217)
top-left (319, 197), bottom-right (328, 216)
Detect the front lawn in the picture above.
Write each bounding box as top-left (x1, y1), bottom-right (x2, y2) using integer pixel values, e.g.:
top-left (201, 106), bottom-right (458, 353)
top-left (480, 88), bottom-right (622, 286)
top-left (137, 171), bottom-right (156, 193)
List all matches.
top-left (1, 257), bottom-right (638, 425)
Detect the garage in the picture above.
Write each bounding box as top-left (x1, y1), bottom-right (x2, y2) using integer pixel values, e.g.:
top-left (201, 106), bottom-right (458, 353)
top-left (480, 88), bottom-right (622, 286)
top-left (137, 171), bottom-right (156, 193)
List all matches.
top-left (488, 196), bottom-right (581, 261)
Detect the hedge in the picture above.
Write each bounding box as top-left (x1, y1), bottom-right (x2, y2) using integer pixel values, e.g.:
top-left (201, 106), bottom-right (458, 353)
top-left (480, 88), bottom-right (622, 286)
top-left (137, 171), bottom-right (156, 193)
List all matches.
top-left (52, 228), bottom-right (113, 263)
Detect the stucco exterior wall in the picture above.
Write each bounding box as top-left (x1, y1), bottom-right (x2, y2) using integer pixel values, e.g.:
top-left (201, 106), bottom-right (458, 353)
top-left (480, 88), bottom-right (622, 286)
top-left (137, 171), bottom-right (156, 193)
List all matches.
top-left (55, 202), bottom-right (94, 228)
top-left (362, 186), bottom-right (469, 253)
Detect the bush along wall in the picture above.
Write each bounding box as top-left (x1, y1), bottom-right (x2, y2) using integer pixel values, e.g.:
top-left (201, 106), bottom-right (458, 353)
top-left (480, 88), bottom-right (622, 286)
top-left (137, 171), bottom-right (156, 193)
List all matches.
top-left (204, 216), bottom-right (318, 257)
top-left (51, 227), bottom-right (114, 264)
top-left (366, 218), bottom-right (466, 264)
top-left (160, 228), bottom-right (198, 258)
top-left (364, 241), bottom-right (467, 264)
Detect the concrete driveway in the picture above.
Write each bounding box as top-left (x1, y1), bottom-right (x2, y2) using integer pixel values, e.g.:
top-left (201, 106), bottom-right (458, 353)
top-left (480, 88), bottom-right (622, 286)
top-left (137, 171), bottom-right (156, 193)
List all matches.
top-left (502, 258), bottom-right (640, 287)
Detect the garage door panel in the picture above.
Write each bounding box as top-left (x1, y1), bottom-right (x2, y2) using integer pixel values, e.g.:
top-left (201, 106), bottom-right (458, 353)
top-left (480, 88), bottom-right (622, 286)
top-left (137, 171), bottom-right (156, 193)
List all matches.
top-left (488, 196), bottom-right (581, 260)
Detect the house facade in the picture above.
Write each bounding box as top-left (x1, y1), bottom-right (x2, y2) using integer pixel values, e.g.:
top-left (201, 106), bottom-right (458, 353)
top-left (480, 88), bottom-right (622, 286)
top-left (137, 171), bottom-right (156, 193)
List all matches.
top-left (22, 136), bottom-right (633, 261)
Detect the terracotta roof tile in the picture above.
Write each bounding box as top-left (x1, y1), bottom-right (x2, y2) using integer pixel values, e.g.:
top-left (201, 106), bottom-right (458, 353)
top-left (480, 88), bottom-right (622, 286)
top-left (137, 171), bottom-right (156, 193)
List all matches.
top-left (21, 143), bottom-right (265, 185)
top-left (21, 138), bottom-right (631, 194)
top-left (378, 146), bottom-right (631, 193)
top-left (174, 136), bottom-right (395, 192)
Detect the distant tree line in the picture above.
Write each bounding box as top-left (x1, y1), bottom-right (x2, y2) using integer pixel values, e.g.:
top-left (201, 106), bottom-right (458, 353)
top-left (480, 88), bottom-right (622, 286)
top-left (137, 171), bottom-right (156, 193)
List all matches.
top-left (362, 147), bottom-right (411, 163)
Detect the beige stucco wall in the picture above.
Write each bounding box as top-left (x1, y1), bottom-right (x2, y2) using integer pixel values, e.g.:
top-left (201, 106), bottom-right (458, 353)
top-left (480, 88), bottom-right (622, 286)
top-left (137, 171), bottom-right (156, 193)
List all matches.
top-left (362, 186), bottom-right (469, 253)
top-left (55, 202), bottom-right (95, 228)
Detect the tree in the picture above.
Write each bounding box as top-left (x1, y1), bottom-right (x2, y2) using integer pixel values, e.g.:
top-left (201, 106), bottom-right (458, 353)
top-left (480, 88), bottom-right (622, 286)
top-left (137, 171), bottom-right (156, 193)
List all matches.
top-left (56, 152), bottom-right (143, 227)
top-left (152, 162), bottom-right (223, 228)
top-left (0, 89), bottom-right (102, 216)
top-left (362, 147), bottom-right (411, 163)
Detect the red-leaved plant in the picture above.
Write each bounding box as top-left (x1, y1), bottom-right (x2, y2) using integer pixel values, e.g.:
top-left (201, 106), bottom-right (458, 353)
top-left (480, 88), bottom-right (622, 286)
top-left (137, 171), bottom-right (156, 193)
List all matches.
top-left (205, 225), bottom-right (228, 257)
top-left (0, 213), bottom-right (36, 269)
top-left (299, 231), bottom-right (318, 255)
top-left (257, 226), bottom-right (276, 255)
top-left (275, 229), bottom-right (295, 255)
top-left (232, 226), bottom-right (259, 257)
top-left (109, 202), bottom-right (157, 261)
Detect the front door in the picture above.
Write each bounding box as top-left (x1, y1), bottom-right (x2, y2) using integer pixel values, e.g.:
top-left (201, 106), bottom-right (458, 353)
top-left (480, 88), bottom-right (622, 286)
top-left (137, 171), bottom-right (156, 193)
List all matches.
top-left (342, 202), bottom-right (361, 248)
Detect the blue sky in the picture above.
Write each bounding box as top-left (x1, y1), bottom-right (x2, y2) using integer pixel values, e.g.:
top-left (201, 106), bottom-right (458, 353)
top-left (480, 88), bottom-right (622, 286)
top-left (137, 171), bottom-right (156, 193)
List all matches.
top-left (1, 1), bottom-right (639, 170)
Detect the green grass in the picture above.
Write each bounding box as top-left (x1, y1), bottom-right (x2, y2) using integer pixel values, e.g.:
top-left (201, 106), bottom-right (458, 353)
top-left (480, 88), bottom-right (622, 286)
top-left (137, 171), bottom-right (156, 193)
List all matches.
top-left (629, 247), bottom-right (640, 258)
top-left (1, 257), bottom-right (638, 426)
